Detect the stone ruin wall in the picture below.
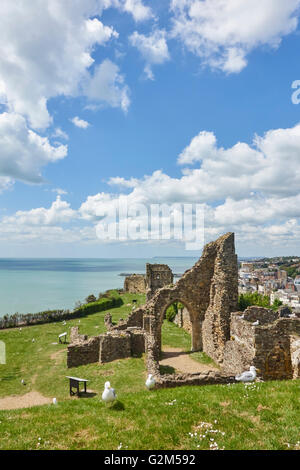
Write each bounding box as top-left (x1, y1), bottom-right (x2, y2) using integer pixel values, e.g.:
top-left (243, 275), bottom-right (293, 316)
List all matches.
top-left (222, 306), bottom-right (300, 380)
top-left (146, 264), bottom-right (174, 301)
top-left (67, 326), bottom-right (145, 368)
top-left (174, 306), bottom-right (192, 334)
top-left (124, 274), bottom-right (147, 294)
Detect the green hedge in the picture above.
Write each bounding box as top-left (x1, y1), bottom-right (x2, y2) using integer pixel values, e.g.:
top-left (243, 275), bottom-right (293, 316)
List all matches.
top-left (0, 291), bottom-right (123, 329)
top-left (74, 293), bottom-right (123, 316)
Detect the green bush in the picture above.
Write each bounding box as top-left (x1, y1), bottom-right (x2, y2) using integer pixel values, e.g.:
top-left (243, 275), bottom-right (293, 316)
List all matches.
top-left (74, 292), bottom-right (123, 316)
top-left (238, 292), bottom-right (282, 312)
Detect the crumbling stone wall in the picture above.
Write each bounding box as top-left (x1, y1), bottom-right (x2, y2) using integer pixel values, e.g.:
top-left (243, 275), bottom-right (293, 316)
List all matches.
top-left (67, 336), bottom-right (100, 368)
top-left (141, 233), bottom-right (238, 363)
top-left (146, 264), bottom-right (173, 301)
top-left (174, 306), bottom-right (192, 334)
top-left (67, 327), bottom-right (145, 367)
top-left (124, 274), bottom-right (146, 294)
top-left (70, 326), bottom-right (88, 343)
top-left (222, 306), bottom-right (300, 380)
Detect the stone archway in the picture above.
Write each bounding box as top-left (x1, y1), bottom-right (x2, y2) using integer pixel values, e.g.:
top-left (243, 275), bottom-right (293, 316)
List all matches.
top-left (160, 298), bottom-right (203, 353)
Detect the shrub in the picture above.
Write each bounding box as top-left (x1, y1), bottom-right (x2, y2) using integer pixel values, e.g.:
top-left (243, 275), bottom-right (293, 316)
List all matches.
top-left (166, 303), bottom-right (178, 322)
top-left (238, 292), bottom-right (282, 312)
top-left (0, 292), bottom-right (123, 330)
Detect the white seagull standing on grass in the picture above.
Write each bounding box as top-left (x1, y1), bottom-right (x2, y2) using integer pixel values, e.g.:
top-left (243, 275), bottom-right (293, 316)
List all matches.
top-left (235, 366), bottom-right (257, 383)
top-left (145, 374), bottom-right (156, 390)
top-left (102, 381), bottom-right (116, 405)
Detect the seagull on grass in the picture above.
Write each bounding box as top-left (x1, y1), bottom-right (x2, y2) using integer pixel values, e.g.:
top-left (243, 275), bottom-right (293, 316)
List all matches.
top-left (235, 366), bottom-right (257, 383)
top-left (102, 381), bottom-right (116, 405)
top-left (145, 374), bottom-right (156, 390)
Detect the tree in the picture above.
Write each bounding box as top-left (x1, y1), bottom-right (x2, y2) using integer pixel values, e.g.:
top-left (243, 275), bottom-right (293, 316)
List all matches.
top-left (85, 294), bottom-right (97, 304)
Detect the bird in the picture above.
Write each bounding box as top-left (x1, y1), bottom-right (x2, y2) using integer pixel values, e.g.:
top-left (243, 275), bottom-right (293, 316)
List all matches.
top-left (238, 314), bottom-right (245, 320)
top-left (252, 320), bottom-right (259, 326)
top-left (21, 379), bottom-right (26, 386)
top-left (32, 338), bottom-right (35, 343)
top-left (102, 381), bottom-right (116, 405)
top-left (52, 398), bottom-right (57, 405)
top-left (235, 366), bottom-right (257, 383)
top-left (145, 374), bottom-right (156, 390)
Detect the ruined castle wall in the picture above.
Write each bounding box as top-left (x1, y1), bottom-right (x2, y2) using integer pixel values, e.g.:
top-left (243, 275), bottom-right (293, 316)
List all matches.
top-left (99, 332), bottom-right (131, 363)
top-left (67, 336), bottom-right (100, 368)
top-left (202, 233), bottom-right (239, 364)
top-left (124, 274), bottom-right (146, 294)
top-left (173, 306), bottom-right (192, 334)
top-left (146, 264), bottom-right (173, 301)
top-left (222, 307), bottom-right (300, 380)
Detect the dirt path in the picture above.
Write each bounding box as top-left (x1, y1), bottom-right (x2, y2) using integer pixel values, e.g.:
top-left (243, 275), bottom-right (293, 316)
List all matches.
top-left (160, 347), bottom-right (218, 374)
top-left (0, 391), bottom-right (52, 410)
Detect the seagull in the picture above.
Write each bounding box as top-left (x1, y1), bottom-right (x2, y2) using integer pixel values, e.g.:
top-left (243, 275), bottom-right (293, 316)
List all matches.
top-left (32, 338), bottom-right (35, 343)
top-left (21, 379), bottom-right (26, 385)
top-left (235, 366), bottom-right (257, 383)
top-left (252, 320), bottom-right (259, 326)
top-left (102, 381), bottom-right (116, 405)
top-left (52, 398), bottom-right (57, 405)
top-left (145, 374), bottom-right (156, 390)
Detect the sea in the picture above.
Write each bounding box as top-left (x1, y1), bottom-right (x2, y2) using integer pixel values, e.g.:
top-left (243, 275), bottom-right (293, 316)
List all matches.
top-left (0, 257), bottom-right (198, 317)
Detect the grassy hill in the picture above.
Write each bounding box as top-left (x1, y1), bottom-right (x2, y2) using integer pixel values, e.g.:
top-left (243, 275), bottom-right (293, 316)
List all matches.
top-left (0, 292), bottom-right (300, 450)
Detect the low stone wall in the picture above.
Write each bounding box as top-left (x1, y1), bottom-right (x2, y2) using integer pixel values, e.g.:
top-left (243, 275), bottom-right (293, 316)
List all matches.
top-left (155, 371), bottom-right (235, 389)
top-left (124, 274), bottom-right (146, 294)
top-left (67, 336), bottom-right (100, 368)
top-left (99, 332), bottom-right (131, 363)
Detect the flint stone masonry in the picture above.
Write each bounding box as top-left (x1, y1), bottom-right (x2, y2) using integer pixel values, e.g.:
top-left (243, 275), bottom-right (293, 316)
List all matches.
top-left (222, 306), bottom-right (300, 380)
top-left (124, 274), bottom-right (147, 294)
top-left (146, 264), bottom-right (174, 301)
top-left (67, 336), bottom-right (100, 368)
top-left (70, 326), bottom-right (88, 344)
top-left (174, 306), bottom-right (192, 334)
top-left (67, 327), bottom-right (145, 367)
top-left (104, 313), bottom-right (113, 330)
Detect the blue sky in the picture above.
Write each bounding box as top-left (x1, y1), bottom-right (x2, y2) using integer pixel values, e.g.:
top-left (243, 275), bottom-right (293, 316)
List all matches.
top-left (1, 0), bottom-right (300, 257)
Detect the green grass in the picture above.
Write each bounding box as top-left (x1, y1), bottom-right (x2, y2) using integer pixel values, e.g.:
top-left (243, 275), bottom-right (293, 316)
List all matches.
top-left (161, 320), bottom-right (219, 368)
top-left (0, 293), bottom-right (300, 450)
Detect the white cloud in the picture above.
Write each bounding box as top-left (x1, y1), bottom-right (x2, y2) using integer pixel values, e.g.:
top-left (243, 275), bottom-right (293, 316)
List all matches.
top-left (3, 197), bottom-right (77, 227)
top-left (84, 59), bottom-right (130, 112)
top-left (120, 0), bottom-right (153, 22)
top-left (0, 1), bottom-right (123, 130)
top-left (71, 116), bottom-right (90, 129)
top-left (129, 29), bottom-right (170, 79)
top-left (52, 128), bottom-right (69, 141)
top-left (170, 0), bottom-right (300, 73)
top-left (0, 112), bottom-right (67, 184)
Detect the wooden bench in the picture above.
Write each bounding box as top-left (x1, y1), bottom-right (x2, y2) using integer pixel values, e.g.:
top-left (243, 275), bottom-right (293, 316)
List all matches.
top-left (59, 332), bottom-right (67, 344)
top-left (66, 376), bottom-right (88, 397)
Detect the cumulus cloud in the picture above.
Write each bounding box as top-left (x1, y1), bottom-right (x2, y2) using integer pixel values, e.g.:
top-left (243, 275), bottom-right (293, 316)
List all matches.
top-left (71, 116), bottom-right (90, 129)
top-left (170, 0), bottom-right (300, 73)
top-left (4, 121), bottom-right (300, 251)
top-left (0, 112), bottom-right (67, 185)
top-left (120, 0), bottom-right (153, 22)
top-left (84, 59), bottom-right (130, 112)
top-left (2, 197), bottom-right (77, 228)
top-left (0, 1), bottom-right (123, 129)
top-left (129, 29), bottom-right (170, 79)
